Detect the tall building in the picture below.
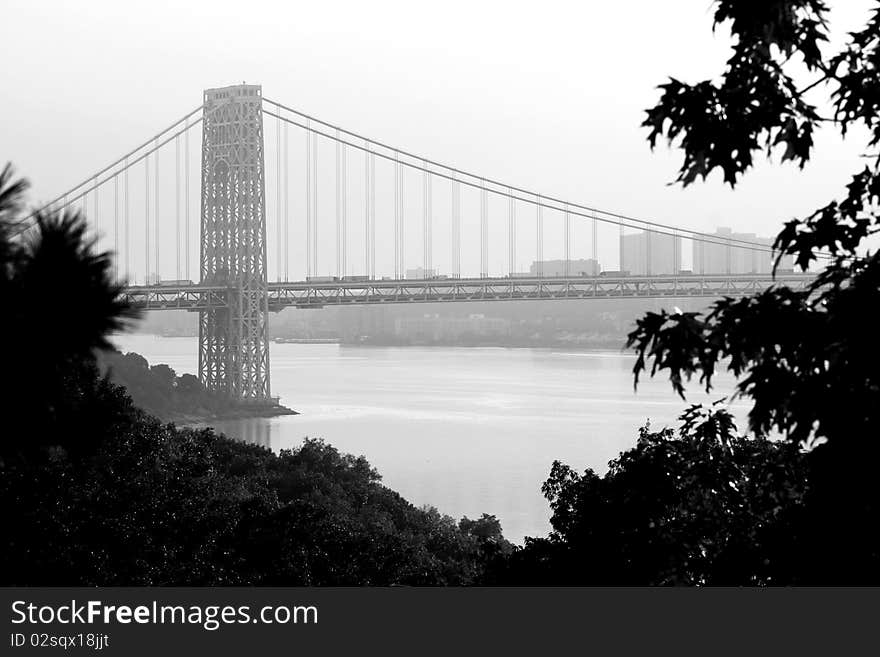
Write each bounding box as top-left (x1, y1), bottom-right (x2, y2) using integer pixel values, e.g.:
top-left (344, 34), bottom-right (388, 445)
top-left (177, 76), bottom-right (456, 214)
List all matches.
top-left (693, 227), bottom-right (793, 274)
top-left (529, 258), bottom-right (600, 277)
top-left (621, 231), bottom-right (681, 275)
top-left (405, 267), bottom-right (438, 279)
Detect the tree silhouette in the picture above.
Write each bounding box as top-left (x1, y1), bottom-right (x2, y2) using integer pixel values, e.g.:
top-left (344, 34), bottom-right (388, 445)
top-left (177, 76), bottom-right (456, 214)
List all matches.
top-left (500, 405), bottom-right (807, 585)
top-left (0, 163), bottom-right (138, 460)
top-left (0, 165), bottom-right (29, 286)
top-left (629, 1), bottom-right (880, 582)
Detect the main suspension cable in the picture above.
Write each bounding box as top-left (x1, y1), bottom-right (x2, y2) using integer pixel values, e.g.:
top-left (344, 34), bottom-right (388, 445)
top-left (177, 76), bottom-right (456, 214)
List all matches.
top-left (261, 97), bottom-right (797, 256)
top-left (261, 108), bottom-right (786, 256)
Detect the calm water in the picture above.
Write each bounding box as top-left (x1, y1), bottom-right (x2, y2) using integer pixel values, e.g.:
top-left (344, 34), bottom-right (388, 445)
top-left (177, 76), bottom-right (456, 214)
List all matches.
top-left (112, 333), bottom-right (744, 543)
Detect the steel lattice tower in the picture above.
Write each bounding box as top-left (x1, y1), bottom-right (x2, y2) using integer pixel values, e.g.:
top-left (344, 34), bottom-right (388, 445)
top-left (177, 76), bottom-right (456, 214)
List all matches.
top-left (198, 84), bottom-right (271, 401)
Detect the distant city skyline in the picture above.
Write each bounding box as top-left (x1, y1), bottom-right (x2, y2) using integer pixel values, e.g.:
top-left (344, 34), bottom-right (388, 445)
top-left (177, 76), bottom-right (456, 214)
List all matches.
top-left (2, 0), bottom-right (874, 281)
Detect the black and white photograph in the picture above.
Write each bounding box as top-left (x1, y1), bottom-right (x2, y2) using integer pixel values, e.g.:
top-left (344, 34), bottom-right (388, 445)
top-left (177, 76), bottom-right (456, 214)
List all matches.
top-left (1, 0), bottom-right (879, 651)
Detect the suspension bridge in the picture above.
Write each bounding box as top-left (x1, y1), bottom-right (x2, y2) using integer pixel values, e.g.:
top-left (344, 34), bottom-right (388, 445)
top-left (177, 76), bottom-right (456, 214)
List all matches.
top-left (18, 84), bottom-right (813, 403)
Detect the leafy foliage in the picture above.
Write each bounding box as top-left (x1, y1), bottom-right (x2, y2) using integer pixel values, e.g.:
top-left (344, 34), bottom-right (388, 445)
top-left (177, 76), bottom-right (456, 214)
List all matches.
top-left (1, 383), bottom-right (513, 586)
top-left (643, 1), bottom-right (828, 186)
top-left (0, 167), bottom-right (139, 461)
top-left (633, 2), bottom-right (880, 448)
top-left (1, 414), bottom-right (509, 585)
top-left (499, 406), bottom-right (808, 585)
top-left (96, 349), bottom-right (251, 422)
top-left (629, 1), bottom-right (880, 582)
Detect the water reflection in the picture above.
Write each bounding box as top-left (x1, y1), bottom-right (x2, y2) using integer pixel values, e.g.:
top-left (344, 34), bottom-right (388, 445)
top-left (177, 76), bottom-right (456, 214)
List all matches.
top-left (213, 418), bottom-right (275, 451)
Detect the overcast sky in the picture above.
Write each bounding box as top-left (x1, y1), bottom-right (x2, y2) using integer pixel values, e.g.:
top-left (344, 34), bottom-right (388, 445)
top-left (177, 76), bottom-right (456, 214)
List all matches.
top-left (1, 1), bottom-right (875, 279)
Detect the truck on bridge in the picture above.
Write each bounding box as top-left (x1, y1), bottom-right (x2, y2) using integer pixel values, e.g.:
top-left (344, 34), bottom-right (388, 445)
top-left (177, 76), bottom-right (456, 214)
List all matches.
top-left (155, 279), bottom-right (194, 287)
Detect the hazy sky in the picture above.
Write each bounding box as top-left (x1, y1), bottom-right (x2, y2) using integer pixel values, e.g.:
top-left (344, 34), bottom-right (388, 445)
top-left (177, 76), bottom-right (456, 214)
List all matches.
top-left (1, 0), bottom-right (875, 279)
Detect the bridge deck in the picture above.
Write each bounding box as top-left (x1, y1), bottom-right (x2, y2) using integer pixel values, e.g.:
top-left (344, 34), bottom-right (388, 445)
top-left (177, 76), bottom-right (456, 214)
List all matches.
top-left (122, 274), bottom-right (814, 311)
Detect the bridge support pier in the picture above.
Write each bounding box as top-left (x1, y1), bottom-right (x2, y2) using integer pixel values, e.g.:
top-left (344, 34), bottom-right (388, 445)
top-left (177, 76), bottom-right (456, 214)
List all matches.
top-left (198, 84), bottom-right (272, 401)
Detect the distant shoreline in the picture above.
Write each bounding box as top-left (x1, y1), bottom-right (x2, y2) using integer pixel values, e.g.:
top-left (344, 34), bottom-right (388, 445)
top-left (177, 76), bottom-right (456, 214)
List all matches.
top-left (341, 338), bottom-right (628, 350)
top-left (142, 332), bottom-right (628, 352)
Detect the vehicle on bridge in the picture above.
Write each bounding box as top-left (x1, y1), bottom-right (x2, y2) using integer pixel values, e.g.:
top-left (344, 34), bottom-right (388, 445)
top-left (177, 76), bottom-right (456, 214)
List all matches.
top-left (155, 279), bottom-right (194, 286)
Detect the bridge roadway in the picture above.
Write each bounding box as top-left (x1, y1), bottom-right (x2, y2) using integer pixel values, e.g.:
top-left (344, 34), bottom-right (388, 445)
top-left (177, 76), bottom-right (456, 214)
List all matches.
top-left (121, 273), bottom-right (815, 311)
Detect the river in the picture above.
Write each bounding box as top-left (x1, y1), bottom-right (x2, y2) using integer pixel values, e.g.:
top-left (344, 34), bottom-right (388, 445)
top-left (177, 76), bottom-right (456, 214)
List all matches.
top-left (112, 333), bottom-right (745, 544)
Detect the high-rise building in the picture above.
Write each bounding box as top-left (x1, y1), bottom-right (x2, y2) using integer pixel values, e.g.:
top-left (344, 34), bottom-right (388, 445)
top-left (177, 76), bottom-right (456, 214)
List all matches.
top-left (693, 227), bottom-right (793, 274)
top-left (621, 231), bottom-right (681, 275)
top-left (529, 259), bottom-right (600, 277)
top-left (405, 267), bottom-right (438, 280)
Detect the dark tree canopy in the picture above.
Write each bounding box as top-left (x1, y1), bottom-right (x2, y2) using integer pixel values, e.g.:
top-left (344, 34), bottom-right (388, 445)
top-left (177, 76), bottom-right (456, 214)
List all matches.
top-left (499, 406), bottom-right (808, 585)
top-left (96, 349), bottom-right (248, 423)
top-left (0, 165), bottom-right (139, 460)
top-left (631, 1), bottom-right (880, 451)
top-left (625, 0), bottom-right (880, 583)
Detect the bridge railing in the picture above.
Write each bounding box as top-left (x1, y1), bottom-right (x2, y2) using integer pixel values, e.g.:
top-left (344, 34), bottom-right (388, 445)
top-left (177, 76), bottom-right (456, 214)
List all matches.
top-left (122, 273), bottom-right (815, 311)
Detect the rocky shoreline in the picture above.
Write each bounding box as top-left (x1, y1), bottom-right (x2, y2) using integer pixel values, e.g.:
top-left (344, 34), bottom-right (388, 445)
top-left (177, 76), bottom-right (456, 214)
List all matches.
top-left (170, 402), bottom-right (298, 427)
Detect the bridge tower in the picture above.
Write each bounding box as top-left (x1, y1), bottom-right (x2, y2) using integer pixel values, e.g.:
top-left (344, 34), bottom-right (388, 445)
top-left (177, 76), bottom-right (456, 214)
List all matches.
top-left (198, 84), bottom-right (271, 401)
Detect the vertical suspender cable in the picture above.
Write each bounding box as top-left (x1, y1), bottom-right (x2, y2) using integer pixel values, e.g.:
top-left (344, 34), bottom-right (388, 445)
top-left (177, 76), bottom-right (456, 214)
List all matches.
top-left (450, 175), bottom-right (455, 278)
top-left (399, 155), bottom-right (405, 278)
top-left (342, 141), bottom-right (347, 277)
top-left (564, 202), bottom-right (570, 277)
top-left (422, 163), bottom-right (426, 277)
top-left (93, 176), bottom-right (99, 241)
top-left (185, 119), bottom-right (190, 281)
top-left (591, 210), bottom-right (598, 271)
top-left (422, 161), bottom-right (429, 277)
top-left (536, 194), bottom-right (543, 277)
top-left (312, 132), bottom-right (318, 275)
top-left (277, 114), bottom-right (282, 281)
top-left (480, 179), bottom-right (488, 278)
top-left (646, 223), bottom-right (652, 276)
top-left (114, 175), bottom-right (119, 281)
top-left (365, 141), bottom-right (371, 276)
top-left (508, 190), bottom-right (515, 275)
top-left (673, 230), bottom-right (679, 274)
top-left (336, 130), bottom-right (341, 278)
top-left (284, 120), bottom-right (289, 281)
top-left (427, 165), bottom-right (432, 276)
top-left (306, 120), bottom-right (312, 279)
top-left (145, 153), bottom-right (151, 284)
top-left (394, 152), bottom-right (400, 279)
top-left (124, 158), bottom-right (129, 282)
top-left (154, 140), bottom-right (159, 281)
top-left (510, 189), bottom-right (515, 275)
top-left (370, 150), bottom-right (376, 279)
top-left (479, 182), bottom-right (485, 277)
top-left (176, 134), bottom-right (181, 281)
top-left (449, 172), bottom-right (459, 278)
top-left (619, 223), bottom-right (624, 272)
top-left (452, 174), bottom-right (460, 278)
